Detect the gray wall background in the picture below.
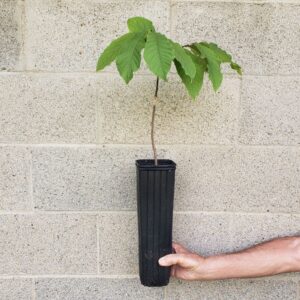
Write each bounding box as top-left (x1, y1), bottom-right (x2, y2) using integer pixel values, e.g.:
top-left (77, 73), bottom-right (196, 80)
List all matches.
top-left (0, 0), bottom-right (300, 299)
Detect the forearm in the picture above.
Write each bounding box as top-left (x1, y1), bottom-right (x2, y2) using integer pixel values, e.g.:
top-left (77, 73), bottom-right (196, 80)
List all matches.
top-left (200, 237), bottom-right (300, 280)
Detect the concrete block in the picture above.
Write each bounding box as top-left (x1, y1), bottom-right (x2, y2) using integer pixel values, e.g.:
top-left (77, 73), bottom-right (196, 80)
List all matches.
top-left (0, 146), bottom-right (32, 211)
top-left (98, 74), bottom-right (239, 145)
top-left (98, 213), bottom-right (138, 274)
top-left (32, 146), bottom-right (167, 211)
top-left (0, 73), bottom-right (97, 143)
top-left (171, 2), bottom-right (300, 75)
top-left (35, 278), bottom-right (164, 300)
top-left (230, 213), bottom-right (300, 251)
top-left (173, 213), bottom-right (232, 256)
top-left (239, 76), bottom-right (300, 145)
top-left (0, 214), bottom-right (97, 274)
top-left (0, 279), bottom-right (32, 300)
top-left (33, 145), bottom-right (300, 213)
top-left (26, 0), bottom-right (169, 71)
top-left (167, 146), bottom-right (300, 213)
top-left (166, 278), bottom-right (298, 300)
top-left (0, 0), bottom-right (23, 71)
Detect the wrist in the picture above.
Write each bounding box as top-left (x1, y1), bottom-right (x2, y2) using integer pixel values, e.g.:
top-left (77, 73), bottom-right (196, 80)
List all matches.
top-left (194, 255), bottom-right (229, 281)
top-left (193, 255), bottom-right (221, 280)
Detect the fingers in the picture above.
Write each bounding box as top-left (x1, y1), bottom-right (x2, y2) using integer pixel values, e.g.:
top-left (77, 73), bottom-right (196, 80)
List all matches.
top-left (158, 254), bottom-right (196, 268)
top-left (172, 242), bottom-right (190, 254)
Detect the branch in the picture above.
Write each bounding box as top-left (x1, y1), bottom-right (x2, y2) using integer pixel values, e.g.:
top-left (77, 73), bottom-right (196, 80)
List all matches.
top-left (151, 77), bottom-right (159, 166)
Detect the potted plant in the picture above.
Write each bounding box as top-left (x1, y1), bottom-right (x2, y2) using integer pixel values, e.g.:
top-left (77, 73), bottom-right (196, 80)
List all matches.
top-left (96, 16), bottom-right (241, 287)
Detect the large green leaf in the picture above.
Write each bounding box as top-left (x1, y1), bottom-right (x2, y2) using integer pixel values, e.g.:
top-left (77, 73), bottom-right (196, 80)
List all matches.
top-left (96, 33), bottom-right (133, 71)
top-left (197, 42), bottom-right (231, 63)
top-left (116, 32), bottom-right (146, 83)
top-left (144, 32), bottom-right (174, 80)
top-left (175, 52), bottom-right (205, 99)
top-left (127, 16), bottom-right (155, 33)
top-left (172, 42), bottom-right (196, 79)
top-left (197, 42), bottom-right (242, 77)
top-left (195, 43), bottom-right (223, 91)
top-left (207, 59), bottom-right (222, 91)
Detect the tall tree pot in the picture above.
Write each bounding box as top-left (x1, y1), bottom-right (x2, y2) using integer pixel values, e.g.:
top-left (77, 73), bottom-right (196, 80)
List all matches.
top-left (136, 159), bottom-right (176, 287)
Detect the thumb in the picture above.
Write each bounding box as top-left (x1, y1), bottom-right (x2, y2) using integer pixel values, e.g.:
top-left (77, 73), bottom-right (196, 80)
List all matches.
top-left (158, 254), bottom-right (196, 268)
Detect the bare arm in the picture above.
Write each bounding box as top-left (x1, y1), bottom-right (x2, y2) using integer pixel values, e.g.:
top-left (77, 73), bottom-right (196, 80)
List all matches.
top-left (158, 237), bottom-right (300, 281)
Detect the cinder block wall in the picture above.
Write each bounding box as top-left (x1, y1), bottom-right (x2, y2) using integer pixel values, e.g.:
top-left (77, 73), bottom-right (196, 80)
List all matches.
top-left (0, 0), bottom-right (299, 299)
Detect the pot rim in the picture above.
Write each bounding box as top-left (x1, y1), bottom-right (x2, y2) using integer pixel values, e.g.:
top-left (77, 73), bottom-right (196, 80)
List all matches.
top-left (136, 159), bottom-right (176, 170)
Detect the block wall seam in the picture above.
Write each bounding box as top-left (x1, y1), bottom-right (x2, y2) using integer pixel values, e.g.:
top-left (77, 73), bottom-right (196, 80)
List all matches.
top-left (32, 278), bottom-right (36, 300)
top-left (96, 214), bottom-right (100, 274)
top-left (170, 0), bottom-right (300, 3)
top-left (1, 72), bottom-right (300, 78)
top-left (29, 147), bottom-right (34, 211)
top-left (1, 143), bottom-right (300, 149)
top-left (2, 211), bottom-right (300, 216)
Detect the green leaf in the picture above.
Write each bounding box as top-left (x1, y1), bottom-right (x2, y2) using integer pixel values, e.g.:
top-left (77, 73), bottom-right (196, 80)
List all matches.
top-left (116, 32), bottom-right (146, 84)
top-left (207, 59), bottom-right (223, 91)
top-left (172, 42), bottom-right (196, 79)
top-left (96, 33), bottom-right (133, 71)
top-left (199, 42), bottom-right (232, 63)
top-left (195, 43), bottom-right (223, 91)
top-left (127, 16), bottom-right (155, 33)
top-left (230, 62), bottom-right (242, 75)
top-left (197, 42), bottom-right (242, 78)
top-left (144, 32), bottom-right (174, 80)
top-left (209, 43), bottom-right (232, 62)
top-left (175, 52), bottom-right (205, 99)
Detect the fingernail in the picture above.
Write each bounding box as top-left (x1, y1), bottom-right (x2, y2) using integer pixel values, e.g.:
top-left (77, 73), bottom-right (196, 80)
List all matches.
top-left (158, 258), bottom-right (165, 265)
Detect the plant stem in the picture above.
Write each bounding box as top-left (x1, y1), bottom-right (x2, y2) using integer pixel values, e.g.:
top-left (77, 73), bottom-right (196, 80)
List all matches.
top-left (151, 77), bottom-right (159, 166)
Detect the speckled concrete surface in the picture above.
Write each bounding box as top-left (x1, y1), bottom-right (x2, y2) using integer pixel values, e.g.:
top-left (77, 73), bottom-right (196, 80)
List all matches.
top-left (0, 0), bottom-right (300, 299)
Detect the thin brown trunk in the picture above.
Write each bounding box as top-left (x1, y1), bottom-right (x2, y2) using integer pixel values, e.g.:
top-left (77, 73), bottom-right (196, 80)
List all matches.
top-left (151, 77), bottom-right (159, 166)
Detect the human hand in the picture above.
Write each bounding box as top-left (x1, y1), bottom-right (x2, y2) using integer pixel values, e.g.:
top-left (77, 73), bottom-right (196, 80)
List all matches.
top-left (158, 242), bottom-right (206, 281)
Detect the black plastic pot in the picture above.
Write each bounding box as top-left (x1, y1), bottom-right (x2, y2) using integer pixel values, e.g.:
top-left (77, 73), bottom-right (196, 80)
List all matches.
top-left (136, 159), bottom-right (176, 287)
